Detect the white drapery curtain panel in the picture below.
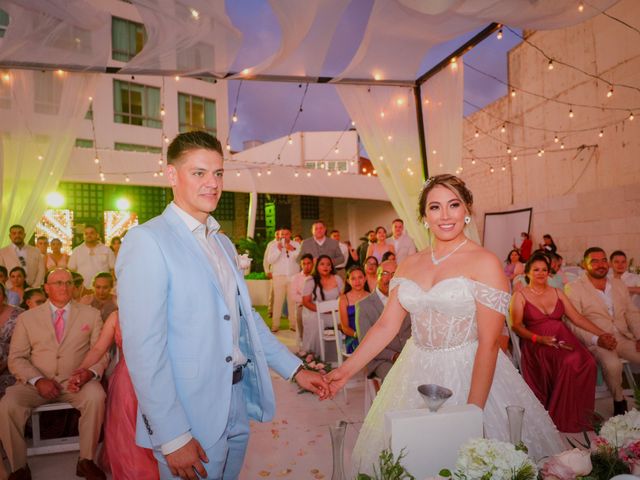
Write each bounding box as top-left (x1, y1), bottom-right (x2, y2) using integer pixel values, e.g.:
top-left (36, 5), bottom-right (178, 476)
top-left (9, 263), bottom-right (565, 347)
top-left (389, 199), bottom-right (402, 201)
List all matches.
top-left (120, 0), bottom-right (241, 77)
top-left (422, 60), bottom-right (465, 177)
top-left (336, 84), bottom-right (429, 249)
top-left (0, 70), bottom-right (97, 242)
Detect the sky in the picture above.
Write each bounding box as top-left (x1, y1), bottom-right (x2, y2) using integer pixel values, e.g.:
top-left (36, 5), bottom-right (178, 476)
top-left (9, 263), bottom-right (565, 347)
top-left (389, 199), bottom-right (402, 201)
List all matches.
top-left (224, 1), bottom-right (522, 152)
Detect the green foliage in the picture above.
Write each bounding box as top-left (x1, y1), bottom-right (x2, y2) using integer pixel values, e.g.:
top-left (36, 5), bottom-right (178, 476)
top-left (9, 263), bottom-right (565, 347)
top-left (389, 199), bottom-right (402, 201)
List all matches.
top-left (244, 271), bottom-right (268, 280)
top-left (236, 236), bottom-right (270, 273)
top-left (587, 448), bottom-right (630, 478)
top-left (512, 463), bottom-right (536, 480)
top-left (357, 449), bottom-right (415, 480)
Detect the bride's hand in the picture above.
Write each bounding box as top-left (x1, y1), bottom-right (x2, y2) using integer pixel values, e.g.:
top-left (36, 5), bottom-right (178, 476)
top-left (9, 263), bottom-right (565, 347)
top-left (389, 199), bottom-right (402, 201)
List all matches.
top-left (323, 366), bottom-right (351, 398)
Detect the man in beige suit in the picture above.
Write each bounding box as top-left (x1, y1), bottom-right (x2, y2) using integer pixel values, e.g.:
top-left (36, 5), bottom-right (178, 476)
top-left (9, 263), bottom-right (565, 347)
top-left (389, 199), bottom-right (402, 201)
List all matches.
top-left (565, 247), bottom-right (640, 416)
top-left (0, 268), bottom-right (108, 480)
top-left (0, 225), bottom-right (45, 288)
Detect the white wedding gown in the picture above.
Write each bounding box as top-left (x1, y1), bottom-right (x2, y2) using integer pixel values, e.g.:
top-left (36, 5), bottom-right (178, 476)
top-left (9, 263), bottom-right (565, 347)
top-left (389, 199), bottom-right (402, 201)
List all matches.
top-left (351, 276), bottom-right (565, 476)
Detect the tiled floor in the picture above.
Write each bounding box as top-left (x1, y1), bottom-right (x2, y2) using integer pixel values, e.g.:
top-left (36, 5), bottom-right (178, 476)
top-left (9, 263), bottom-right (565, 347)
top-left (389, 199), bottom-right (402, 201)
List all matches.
top-left (0, 329), bottom-right (632, 479)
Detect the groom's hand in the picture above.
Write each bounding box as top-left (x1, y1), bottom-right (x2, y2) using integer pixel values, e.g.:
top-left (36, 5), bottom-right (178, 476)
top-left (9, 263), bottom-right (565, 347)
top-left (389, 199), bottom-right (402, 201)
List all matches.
top-left (166, 438), bottom-right (209, 480)
top-left (294, 370), bottom-right (330, 400)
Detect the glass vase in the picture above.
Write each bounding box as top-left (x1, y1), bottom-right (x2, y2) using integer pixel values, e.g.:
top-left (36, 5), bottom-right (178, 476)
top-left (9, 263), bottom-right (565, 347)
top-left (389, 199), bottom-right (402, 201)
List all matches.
top-left (506, 405), bottom-right (525, 445)
top-left (329, 420), bottom-right (348, 480)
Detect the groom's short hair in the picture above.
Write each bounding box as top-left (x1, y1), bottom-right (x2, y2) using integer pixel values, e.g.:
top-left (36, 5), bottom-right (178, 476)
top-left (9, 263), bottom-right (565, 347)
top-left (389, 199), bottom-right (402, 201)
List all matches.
top-left (167, 131), bottom-right (223, 165)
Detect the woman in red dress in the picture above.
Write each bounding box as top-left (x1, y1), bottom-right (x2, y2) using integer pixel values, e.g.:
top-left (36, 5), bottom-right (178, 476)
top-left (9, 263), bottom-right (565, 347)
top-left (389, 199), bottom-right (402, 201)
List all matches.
top-left (510, 252), bottom-right (615, 432)
top-left (71, 311), bottom-right (159, 479)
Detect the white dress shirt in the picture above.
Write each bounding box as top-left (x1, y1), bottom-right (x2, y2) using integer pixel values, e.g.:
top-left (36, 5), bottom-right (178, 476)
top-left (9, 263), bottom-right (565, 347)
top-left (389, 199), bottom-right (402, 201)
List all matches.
top-left (375, 287), bottom-right (388, 306)
top-left (266, 240), bottom-right (300, 276)
top-left (68, 243), bottom-right (115, 288)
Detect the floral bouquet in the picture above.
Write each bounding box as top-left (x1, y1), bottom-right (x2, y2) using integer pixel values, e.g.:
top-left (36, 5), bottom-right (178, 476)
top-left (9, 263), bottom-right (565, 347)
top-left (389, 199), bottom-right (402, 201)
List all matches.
top-left (295, 351), bottom-right (332, 394)
top-left (438, 438), bottom-right (537, 480)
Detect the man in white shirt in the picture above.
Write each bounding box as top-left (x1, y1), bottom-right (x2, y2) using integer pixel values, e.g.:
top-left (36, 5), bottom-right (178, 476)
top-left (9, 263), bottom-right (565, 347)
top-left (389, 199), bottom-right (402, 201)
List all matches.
top-left (610, 250), bottom-right (640, 310)
top-left (263, 230), bottom-right (280, 319)
top-left (68, 226), bottom-right (115, 289)
top-left (288, 254), bottom-right (313, 345)
top-left (264, 228), bottom-right (300, 332)
top-left (387, 218), bottom-right (416, 264)
top-left (0, 225), bottom-right (46, 288)
top-left (35, 236), bottom-right (49, 256)
top-left (329, 230), bottom-right (349, 279)
top-left (116, 131), bottom-right (327, 480)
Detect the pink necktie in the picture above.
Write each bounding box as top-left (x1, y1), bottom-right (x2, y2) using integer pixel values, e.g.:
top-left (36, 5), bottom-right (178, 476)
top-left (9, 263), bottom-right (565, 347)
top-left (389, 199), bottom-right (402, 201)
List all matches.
top-left (54, 309), bottom-right (65, 343)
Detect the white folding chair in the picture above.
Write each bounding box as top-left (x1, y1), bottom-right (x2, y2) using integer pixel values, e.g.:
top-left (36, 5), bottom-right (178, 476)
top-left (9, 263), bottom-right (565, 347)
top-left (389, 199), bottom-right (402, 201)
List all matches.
top-left (315, 299), bottom-right (340, 363)
top-left (27, 402), bottom-right (80, 456)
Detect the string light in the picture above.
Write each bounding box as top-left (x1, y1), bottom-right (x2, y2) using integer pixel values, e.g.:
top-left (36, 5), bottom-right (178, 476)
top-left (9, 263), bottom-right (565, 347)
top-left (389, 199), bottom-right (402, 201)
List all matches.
top-left (607, 86), bottom-right (614, 98)
top-left (159, 171), bottom-right (164, 177)
top-left (578, 1), bottom-right (584, 12)
top-left (500, 124), bottom-right (506, 134)
top-left (164, 135), bottom-right (169, 143)
top-left (351, 120), bottom-right (356, 127)
top-left (174, 76), bottom-right (180, 81)
top-left (241, 68), bottom-right (250, 76)
top-left (387, 135), bottom-right (393, 141)
top-left (160, 106), bottom-right (166, 116)
top-left (510, 88), bottom-right (516, 97)
top-left (327, 171), bottom-right (332, 177)
top-left (474, 130), bottom-right (480, 138)
top-left (257, 171), bottom-right (262, 177)
top-left (153, 172), bottom-right (158, 178)
top-left (190, 8), bottom-right (200, 19)
top-left (158, 159), bottom-right (163, 165)
top-left (334, 147), bottom-right (339, 153)
top-left (598, 129), bottom-right (604, 137)
top-left (236, 171), bottom-right (241, 177)
top-left (2, 72), bottom-right (11, 83)
top-left (471, 159), bottom-right (476, 165)
top-left (266, 168), bottom-right (271, 175)
top-left (288, 136), bottom-right (293, 145)
top-left (489, 167), bottom-right (495, 173)
top-left (294, 171), bottom-right (299, 177)
top-left (513, 155), bottom-right (518, 161)
top-left (125, 175), bottom-right (131, 183)
top-left (431, 149), bottom-right (437, 155)
top-left (380, 111), bottom-right (385, 118)
top-left (226, 143), bottom-right (231, 151)
top-left (547, 59), bottom-right (554, 70)
top-left (501, 166), bottom-right (506, 171)
top-left (497, 29), bottom-right (503, 40)
top-left (379, 155), bottom-right (384, 161)
top-left (37, 155), bottom-right (44, 161)
top-left (306, 171), bottom-right (311, 177)
top-left (506, 146), bottom-right (512, 154)
top-left (232, 114), bottom-right (238, 123)
top-left (630, 112), bottom-right (635, 121)
top-left (94, 157), bottom-right (100, 164)
top-left (568, 108), bottom-right (574, 118)
top-left (554, 134), bottom-right (559, 143)
top-left (560, 142), bottom-right (565, 149)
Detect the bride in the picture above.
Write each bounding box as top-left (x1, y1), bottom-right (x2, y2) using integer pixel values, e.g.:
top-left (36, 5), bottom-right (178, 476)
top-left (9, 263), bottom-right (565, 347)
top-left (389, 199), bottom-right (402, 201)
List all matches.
top-left (325, 174), bottom-right (565, 475)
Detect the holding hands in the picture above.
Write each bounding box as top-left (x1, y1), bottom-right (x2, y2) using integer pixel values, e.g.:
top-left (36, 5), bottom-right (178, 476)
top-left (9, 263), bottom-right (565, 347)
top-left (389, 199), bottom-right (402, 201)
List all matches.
top-left (66, 367), bottom-right (95, 393)
top-left (294, 369), bottom-right (331, 400)
top-left (598, 333), bottom-right (617, 351)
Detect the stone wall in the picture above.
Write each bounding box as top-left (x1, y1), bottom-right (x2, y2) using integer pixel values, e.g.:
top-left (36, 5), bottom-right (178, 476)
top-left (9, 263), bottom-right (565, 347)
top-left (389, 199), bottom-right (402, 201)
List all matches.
top-left (461, 0), bottom-right (640, 263)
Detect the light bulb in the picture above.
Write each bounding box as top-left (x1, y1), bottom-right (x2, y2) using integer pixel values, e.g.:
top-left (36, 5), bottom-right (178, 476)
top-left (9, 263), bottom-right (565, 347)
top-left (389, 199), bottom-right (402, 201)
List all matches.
top-left (501, 166), bottom-right (506, 171)
top-left (327, 171), bottom-right (332, 177)
top-left (287, 137), bottom-right (293, 145)
top-left (630, 112), bottom-right (635, 121)
top-left (599, 129), bottom-right (604, 138)
top-left (266, 169), bottom-right (271, 175)
top-left (568, 108), bottom-right (574, 118)
top-left (257, 171), bottom-right (262, 177)
top-left (497, 29), bottom-right (503, 40)
top-left (560, 143), bottom-right (565, 149)
top-left (500, 124), bottom-right (506, 134)
top-left (334, 147), bottom-right (339, 154)
top-left (379, 156), bottom-right (384, 161)
top-left (164, 135), bottom-right (169, 143)
top-left (510, 88), bottom-right (516, 97)
top-left (351, 120), bottom-right (356, 126)
top-left (506, 146), bottom-right (512, 154)
top-left (160, 107), bottom-right (165, 116)
top-left (94, 157), bottom-right (99, 164)
top-left (380, 111), bottom-right (385, 118)
top-left (387, 135), bottom-right (393, 141)
top-left (158, 159), bottom-right (163, 165)
top-left (153, 172), bottom-right (158, 178)
top-left (236, 171), bottom-right (241, 177)
top-left (578, 2), bottom-right (584, 12)
top-left (554, 135), bottom-right (559, 143)
top-left (232, 115), bottom-right (238, 123)
top-left (159, 171), bottom-right (164, 177)
top-left (607, 86), bottom-right (613, 98)
top-left (294, 171), bottom-right (299, 177)
top-left (306, 171), bottom-right (311, 177)
top-left (175, 76), bottom-right (180, 81)
top-left (471, 159), bottom-right (476, 165)
top-left (490, 167), bottom-right (495, 173)
top-left (513, 155), bottom-right (518, 161)
top-left (431, 149), bottom-right (437, 155)
top-left (226, 144), bottom-right (231, 151)
top-left (190, 8), bottom-right (200, 19)
top-left (125, 175), bottom-right (131, 183)
top-left (548, 59), bottom-right (554, 70)
top-left (474, 130), bottom-right (480, 138)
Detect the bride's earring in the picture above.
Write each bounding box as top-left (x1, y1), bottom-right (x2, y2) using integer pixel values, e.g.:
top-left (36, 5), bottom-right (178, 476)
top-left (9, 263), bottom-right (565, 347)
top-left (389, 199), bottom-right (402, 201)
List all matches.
top-left (423, 221), bottom-right (429, 229)
top-left (464, 216), bottom-right (471, 225)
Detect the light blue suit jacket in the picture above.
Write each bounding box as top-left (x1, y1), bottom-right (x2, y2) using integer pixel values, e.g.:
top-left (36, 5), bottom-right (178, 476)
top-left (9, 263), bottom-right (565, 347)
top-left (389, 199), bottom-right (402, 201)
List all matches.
top-left (116, 206), bottom-right (301, 450)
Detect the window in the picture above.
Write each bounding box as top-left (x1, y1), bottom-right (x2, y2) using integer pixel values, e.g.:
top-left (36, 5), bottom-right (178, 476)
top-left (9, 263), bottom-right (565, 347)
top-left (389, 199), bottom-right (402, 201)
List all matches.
top-left (304, 161), bottom-right (348, 172)
top-left (34, 71), bottom-right (63, 114)
top-left (300, 196), bottom-right (319, 220)
top-left (0, 9), bottom-right (9, 38)
top-left (111, 16), bottom-right (146, 62)
top-left (114, 142), bottom-right (162, 154)
top-left (215, 192), bottom-right (235, 221)
top-left (113, 79), bottom-right (161, 128)
top-left (75, 138), bottom-right (94, 148)
top-left (178, 93), bottom-right (216, 134)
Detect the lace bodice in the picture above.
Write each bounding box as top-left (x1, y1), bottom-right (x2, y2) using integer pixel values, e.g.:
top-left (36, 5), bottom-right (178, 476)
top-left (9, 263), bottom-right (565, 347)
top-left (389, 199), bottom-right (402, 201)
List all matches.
top-left (390, 276), bottom-right (510, 350)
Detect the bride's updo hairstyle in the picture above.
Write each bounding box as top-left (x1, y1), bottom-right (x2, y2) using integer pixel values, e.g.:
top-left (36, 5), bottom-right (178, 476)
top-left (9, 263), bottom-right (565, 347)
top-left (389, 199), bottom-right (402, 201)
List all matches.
top-left (418, 174), bottom-right (474, 219)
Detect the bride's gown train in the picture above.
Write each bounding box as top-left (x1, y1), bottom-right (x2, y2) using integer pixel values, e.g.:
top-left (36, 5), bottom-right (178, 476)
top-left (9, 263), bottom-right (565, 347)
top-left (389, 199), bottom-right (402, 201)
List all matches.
top-left (351, 276), bottom-right (565, 476)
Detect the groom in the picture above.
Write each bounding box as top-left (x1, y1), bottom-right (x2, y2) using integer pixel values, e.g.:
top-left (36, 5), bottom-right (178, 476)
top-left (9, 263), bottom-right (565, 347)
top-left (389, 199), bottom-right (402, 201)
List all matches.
top-left (116, 131), bottom-right (328, 480)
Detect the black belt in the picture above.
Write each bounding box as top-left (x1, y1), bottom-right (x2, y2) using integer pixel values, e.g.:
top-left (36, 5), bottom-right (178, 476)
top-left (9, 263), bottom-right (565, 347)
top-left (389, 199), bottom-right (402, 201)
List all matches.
top-left (232, 365), bottom-right (244, 384)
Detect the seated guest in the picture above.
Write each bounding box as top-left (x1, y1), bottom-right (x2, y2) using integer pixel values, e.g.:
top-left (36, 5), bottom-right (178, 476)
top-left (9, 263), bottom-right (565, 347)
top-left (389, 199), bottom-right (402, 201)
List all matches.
top-left (0, 266), bottom-right (20, 306)
top-left (8, 266), bottom-right (29, 304)
top-left (566, 247), bottom-right (640, 416)
top-left (363, 256), bottom-right (378, 293)
top-left (0, 268), bottom-right (108, 480)
top-left (71, 272), bottom-right (92, 301)
top-left (80, 272), bottom-right (118, 322)
top-left (0, 284), bottom-right (24, 397)
top-left (504, 248), bottom-right (525, 283)
top-left (301, 255), bottom-right (344, 355)
top-left (71, 311), bottom-right (159, 479)
top-left (356, 260), bottom-right (411, 381)
top-left (609, 250), bottom-right (640, 310)
top-left (510, 253), bottom-right (614, 432)
top-left (548, 253), bottom-right (570, 288)
top-left (338, 266), bottom-right (369, 354)
top-left (381, 251), bottom-right (396, 263)
top-left (288, 254), bottom-right (314, 342)
top-left (19, 288), bottom-right (46, 311)
top-left (366, 226), bottom-right (394, 264)
top-left (45, 238), bottom-right (69, 270)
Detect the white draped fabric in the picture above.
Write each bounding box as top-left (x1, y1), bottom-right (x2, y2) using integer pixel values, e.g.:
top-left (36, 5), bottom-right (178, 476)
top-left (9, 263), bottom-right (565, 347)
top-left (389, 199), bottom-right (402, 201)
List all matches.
top-left (0, 0), bottom-right (618, 80)
top-left (120, 0), bottom-right (241, 77)
top-left (422, 61), bottom-right (465, 177)
top-left (0, 70), bottom-right (97, 243)
top-left (336, 84), bottom-right (429, 249)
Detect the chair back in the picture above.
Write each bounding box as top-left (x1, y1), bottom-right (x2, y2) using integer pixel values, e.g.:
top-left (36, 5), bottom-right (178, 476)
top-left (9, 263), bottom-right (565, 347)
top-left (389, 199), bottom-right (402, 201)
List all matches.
top-left (315, 299), bottom-right (340, 362)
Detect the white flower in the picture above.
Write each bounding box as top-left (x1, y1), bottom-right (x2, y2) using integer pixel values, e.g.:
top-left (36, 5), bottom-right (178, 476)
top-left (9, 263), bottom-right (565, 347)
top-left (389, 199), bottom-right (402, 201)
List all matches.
top-left (236, 253), bottom-right (252, 270)
top-left (600, 409), bottom-right (640, 448)
top-left (455, 438), bottom-right (536, 480)
top-left (541, 448), bottom-right (592, 479)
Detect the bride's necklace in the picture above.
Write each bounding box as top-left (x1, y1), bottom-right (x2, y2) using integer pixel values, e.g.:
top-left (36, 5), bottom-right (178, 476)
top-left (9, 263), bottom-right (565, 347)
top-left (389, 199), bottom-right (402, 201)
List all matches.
top-left (431, 239), bottom-right (468, 265)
